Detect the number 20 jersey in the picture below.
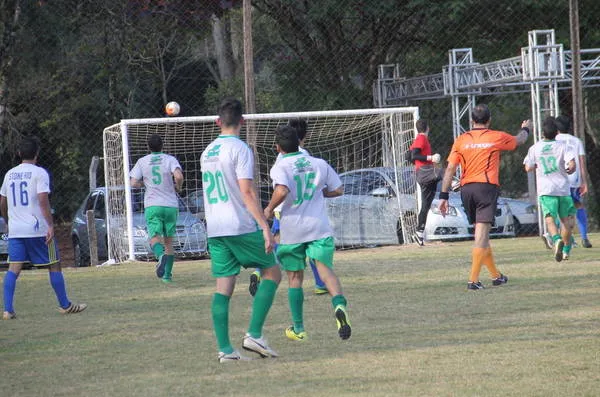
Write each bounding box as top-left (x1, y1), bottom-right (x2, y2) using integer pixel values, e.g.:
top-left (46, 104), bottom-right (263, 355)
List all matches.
top-left (200, 135), bottom-right (258, 238)
top-left (0, 163), bottom-right (50, 238)
top-left (270, 152), bottom-right (342, 245)
top-left (523, 139), bottom-right (574, 197)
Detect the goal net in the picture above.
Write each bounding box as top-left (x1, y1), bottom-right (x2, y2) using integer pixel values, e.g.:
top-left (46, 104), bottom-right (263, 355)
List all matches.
top-left (103, 107), bottom-right (420, 263)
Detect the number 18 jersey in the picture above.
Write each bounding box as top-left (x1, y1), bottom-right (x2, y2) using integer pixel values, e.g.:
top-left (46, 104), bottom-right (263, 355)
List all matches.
top-left (270, 152), bottom-right (342, 245)
top-left (200, 135), bottom-right (258, 237)
top-left (523, 139), bottom-right (574, 197)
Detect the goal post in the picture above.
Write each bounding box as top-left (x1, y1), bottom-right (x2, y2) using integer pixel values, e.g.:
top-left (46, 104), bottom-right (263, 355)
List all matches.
top-left (103, 107), bottom-right (420, 263)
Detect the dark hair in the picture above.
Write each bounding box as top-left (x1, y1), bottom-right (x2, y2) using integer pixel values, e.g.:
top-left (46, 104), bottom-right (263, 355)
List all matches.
top-left (555, 115), bottom-right (571, 134)
top-left (288, 119), bottom-right (308, 141)
top-left (275, 125), bottom-right (299, 154)
top-left (471, 104), bottom-right (491, 124)
top-left (217, 97), bottom-right (243, 127)
top-left (542, 116), bottom-right (558, 140)
top-left (416, 119), bottom-right (428, 133)
top-left (19, 136), bottom-right (41, 160)
top-left (148, 134), bottom-right (163, 152)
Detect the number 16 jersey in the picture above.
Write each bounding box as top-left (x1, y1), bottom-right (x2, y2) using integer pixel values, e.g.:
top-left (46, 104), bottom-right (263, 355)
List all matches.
top-left (270, 152), bottom-right (342, 245)
top-left (201, 135), bottom-right (258, 238)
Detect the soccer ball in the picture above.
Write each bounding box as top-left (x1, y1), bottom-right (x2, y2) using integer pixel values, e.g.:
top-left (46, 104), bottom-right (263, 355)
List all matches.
top-left (165, 101), bottom-right (180, 117)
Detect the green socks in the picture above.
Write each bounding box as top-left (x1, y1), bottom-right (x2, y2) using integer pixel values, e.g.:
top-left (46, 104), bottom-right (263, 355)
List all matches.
top-left (288, 288), bottom-right (305, 333)
top-left (212, 293), bottom-right (233, 354)
top-left (248, 279), bottom-right (278, 338)
top-left (332, 294), bottom-right (347, 310)
top-left (152, 242), bottom-right (165, 258)
top-left (163, 255), bottom-right (174, 280)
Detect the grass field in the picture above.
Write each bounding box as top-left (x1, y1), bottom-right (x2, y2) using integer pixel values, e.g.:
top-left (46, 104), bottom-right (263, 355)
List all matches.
top-left (1, 234), bottom-right (600, 397)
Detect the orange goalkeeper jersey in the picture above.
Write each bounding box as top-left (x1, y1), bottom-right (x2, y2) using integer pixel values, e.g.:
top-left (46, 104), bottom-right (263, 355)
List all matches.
top-left (447, 128), bottom-right (517, 186)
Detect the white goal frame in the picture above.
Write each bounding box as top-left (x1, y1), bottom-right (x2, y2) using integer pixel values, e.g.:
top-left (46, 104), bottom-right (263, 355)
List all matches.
top-left (103, 107), bottom-right (420, 263)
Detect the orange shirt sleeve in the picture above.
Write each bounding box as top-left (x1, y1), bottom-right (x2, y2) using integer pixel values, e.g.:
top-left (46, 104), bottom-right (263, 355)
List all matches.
top-left (493, 131), bottom-right (518, 151)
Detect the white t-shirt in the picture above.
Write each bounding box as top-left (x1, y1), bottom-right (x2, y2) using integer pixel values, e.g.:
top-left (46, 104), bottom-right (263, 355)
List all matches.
top-left (524, 140), bottom-right (574, 197)
top-left (270, 152), bottom-right (342, 244)
top-left (555, 133), bottom-right (585, 188)
top-left (200, 135), bottom-right (258, 237)
top-left (0, 163), bottom-right (51, 238)
top-left (274, 146), bottom-right (309, 213)
top-left (130, 153), bottom-right (181, 208)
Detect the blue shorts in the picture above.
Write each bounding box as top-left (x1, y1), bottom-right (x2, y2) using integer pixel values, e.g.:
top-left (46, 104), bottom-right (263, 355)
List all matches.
top-left (8, 237), bottom-right (60, 266)
top-left (270, 218), bottom-right (280, 235)
top-left (570, 187), bottom-right (582, 204)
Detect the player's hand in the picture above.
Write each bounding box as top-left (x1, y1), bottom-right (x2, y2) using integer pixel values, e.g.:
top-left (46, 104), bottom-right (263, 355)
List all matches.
top-left (262, 228), bottom-right (275, 254)
top-left (579, 183), bottom-right (588, 196)
top-left (521, 119), bottom-right (532, 130)
top-left (438, 199), bottom-right (449, 217)
top-left (429, 153), bottom-right (441, 164)
top-left (46, 225), bottom-right (55, 245)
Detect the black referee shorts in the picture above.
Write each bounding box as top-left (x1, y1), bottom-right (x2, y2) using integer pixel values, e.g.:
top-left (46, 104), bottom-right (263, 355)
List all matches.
top-left (460, 182), bottom-right (500, 225)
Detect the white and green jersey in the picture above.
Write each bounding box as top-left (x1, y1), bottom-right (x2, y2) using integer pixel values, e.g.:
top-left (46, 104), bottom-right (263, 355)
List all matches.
top-left (273, 146), bottom-right (309, 213)
top-left (270, 152), bottom-right (342, 244)
top-left (555, 133), bottom-right (585, 188)
top-left (524, 140), bottom-right (574, 197)
top-left (0, 163), bottom-right (51, 238)
top-left (200, 135), bottom-right (258, 237)
top-left (130, 153), bottom-right (181, 208)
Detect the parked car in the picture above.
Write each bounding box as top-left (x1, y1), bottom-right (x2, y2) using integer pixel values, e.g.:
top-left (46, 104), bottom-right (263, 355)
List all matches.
top-left (0, 218), bottom-right (7, 265)
top-left (71, 187), bottom-right (208, 267)
top-left (326, 167), bottom-right (418, 247)
top-left (184, 185), bottom-right (272, 221)
top-left (503, 198), bottom-right (539, 235)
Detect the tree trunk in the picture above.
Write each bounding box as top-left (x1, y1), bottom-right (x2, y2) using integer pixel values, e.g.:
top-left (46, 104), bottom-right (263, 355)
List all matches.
top-left (211, 13), bottom-right (234, 81)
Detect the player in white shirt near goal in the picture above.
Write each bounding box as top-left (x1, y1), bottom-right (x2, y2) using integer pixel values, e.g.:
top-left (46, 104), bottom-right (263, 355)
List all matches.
top-left (524, 117), bottom-right (577, 262)
top-left (554, 115), bottom-right (592, 249)
top-left (1, 136), bottom-right (87, 320)
top-left (249, 118), bottom-right (328, 297)
top-left (130, 134), bottom-right (184, 283)
top-left (264, 125), bottom-right (351, 341)
top-left (201, 97), bottom-right (281, 363)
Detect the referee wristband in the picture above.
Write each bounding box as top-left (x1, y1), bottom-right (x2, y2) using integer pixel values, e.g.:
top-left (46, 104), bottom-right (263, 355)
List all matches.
top-left (439, 192), bottom-right (449, 200)
top-left (521, 127), bottom-right (530, 134)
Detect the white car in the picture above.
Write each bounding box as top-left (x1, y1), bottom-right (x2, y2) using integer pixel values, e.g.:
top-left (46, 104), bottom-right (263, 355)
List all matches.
top-left (424, 192), bottom-right (516, 241)
top-left (503, 198), bottom-right (539, 235)
top-left (327, 167), bottom-right (418, 247)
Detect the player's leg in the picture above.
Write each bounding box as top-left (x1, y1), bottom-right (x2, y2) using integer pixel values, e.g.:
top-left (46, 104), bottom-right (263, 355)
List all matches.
top-left (540, 196), bottom-right (564, 262)
top-left (3, 239), bottom-right (25, 319)
top-left (558, 196), bottom-right (577, 260)
top-left (307, 237), bottom-right (351, 340)
top-left (209, 236), bottom-right (246, 362)
top-left (572, 188), bottom-right (592, 248)
top-left (309, 258), bottom-right (327, 295)
top-left (415, 181), bottom-right (437, 245)
top-left (277, 242), bottom-right (308, 340)
top-left (232, 231), bottom-right (280, 357)
top-left (161, 207), bottom-right (178, 283)
top-left (248, 216), bottom-right (281, 296)
top-left (145, 207), bottom-right (167, 278)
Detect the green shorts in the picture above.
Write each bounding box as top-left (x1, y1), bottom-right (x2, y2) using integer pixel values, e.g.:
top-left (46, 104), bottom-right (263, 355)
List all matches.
top-left (208, 230), bottom-right (277, 278)
top-left (539, 195), bottom-right (576, 220)
top-left (145, 206), bottom-right (178, 238)
top-left (276, 236), bottom-right (335, 272)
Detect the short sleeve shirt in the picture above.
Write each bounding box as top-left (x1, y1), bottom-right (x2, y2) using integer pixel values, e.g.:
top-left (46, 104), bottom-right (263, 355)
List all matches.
top-left (200, 135), bottom-right (258, 237)
top-left (0, 163), bottom-right (51, 238)
top-left (555, 133), bottom-right (585, 188)
top-left (524, 140), bottom-right (574, 197)
top-left (130, 153), bottom-right (181, 208)
top-left (447, 128), bottom-right (517, 186)
top-left (409, 133), bottom-right (432, 170)
top-left (270, 152), bottom-right (342, 244)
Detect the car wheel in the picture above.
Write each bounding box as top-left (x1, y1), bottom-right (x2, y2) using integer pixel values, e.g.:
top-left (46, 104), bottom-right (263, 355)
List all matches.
top-left (73, 236), bottom-right (89, 267)
top-left (513, 216), bottom-right (521, 236)
top-left (397, 211), bottom-right (417, 245)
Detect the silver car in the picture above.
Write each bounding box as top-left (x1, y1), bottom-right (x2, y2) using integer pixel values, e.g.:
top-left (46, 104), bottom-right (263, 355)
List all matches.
top-left (0, 218), bottom-right (7, 265)
top-left (327, 167), bottom-right (418, 247)
top-left (71, 187), bottom-right (208, 266)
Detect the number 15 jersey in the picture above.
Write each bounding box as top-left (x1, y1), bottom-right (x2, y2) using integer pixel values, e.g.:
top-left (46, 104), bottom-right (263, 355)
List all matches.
top-left (270, 152), bottom-right (342, 245)
top-left (201, 135), bottom-right (258, 238)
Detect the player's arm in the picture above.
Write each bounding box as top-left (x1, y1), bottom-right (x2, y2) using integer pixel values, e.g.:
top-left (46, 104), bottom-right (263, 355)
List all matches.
top-left (323, 185), bottom-right (343, 198)
top-left (264, 184), bottom-right (289, 220)
top-left (38, 192), bottom-right (54, 244)
top-left (438, 162), bottom-right (458, 216)
top-left (130, 177), bottom-right (143, 188)
top-left (566, 158), bottom-right (576, 175)
top-left (578, 154), bottom-right (588, 195)
top-left (238, 178), bottom-right (274, 253)
top-left (173, 168), bottom-right (184, 192)
top-left (515, 119), bottom-right (532, 146)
